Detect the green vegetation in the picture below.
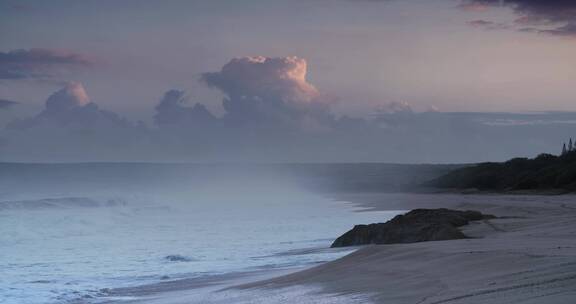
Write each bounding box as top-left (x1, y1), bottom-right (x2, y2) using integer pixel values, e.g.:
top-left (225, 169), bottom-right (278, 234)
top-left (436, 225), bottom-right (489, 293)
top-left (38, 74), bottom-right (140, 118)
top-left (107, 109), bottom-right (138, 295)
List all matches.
top-left (430, 151), bottom-right (576, 191)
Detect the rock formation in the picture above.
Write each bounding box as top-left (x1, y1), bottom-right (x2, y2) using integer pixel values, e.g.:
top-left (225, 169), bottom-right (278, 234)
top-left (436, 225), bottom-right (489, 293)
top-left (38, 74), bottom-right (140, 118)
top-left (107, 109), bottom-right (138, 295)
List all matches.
top-left (331, 208), bottom-right (495, 247)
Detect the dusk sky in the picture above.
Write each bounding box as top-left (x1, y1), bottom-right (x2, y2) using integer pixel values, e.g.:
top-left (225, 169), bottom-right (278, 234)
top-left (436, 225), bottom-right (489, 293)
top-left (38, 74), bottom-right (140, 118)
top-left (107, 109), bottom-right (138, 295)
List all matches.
top-left (1, 0), bottom-right (576, 162)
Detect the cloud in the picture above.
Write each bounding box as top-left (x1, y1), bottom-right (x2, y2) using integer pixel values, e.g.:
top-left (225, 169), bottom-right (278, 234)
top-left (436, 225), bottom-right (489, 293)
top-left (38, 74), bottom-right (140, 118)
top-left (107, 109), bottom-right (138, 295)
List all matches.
top-left (7, 82), bottom-right (131, 129)
top-left (0, 99), bottom-right (18, 109)
top-left (201, 56), bottom-right (320, 103)
top-left (537, 23), bottom-right (576, 37)
top-left (201, 56), bottom-right (332, 130)
top-left (45, 81), bottom-right (90, 112)
top-left (1, 82), bottom-right (147, 161)
top-left (0, 1), bottom-right (34, 13)
top-left (461, 0), bottom-right (576, 37)
top-left (457, 2), bottom-right (491, 12)
top-left (481, 118), bottom-right (576, 126)
top-left (0, 48), bottom-right (94, 81)
top-left (154, 90), bottom-right (217, 127)
top-left (468, 19), bottom-right (510, 30)
top-left (373, 101), bottom-right (415, 127)
top-left (2, 57), bottom-right (575, 163)
top-left (375, 101), bottom-right (414, 114)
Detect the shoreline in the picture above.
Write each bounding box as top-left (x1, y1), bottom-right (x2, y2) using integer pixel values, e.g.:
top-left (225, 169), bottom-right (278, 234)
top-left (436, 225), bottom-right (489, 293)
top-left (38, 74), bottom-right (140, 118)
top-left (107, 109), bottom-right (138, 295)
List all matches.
top-left (89, 192), bottom-right (576, 303)
top-left (81, 197), bottom-right (387, 304)
top-left (90, 267), bottom-right (305, 304)
top-left (238, 192), bottom-right (576, 303)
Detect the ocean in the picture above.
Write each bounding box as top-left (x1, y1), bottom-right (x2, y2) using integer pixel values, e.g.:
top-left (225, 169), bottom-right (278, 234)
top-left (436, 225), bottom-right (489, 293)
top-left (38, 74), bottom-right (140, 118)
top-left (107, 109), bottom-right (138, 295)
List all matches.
top-left (0, 163), bottom-right (401, 303)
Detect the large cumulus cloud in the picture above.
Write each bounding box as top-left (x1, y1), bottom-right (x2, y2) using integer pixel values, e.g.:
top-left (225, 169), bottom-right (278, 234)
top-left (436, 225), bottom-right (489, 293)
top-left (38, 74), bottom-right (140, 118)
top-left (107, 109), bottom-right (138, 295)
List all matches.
top-left (0, 48), bottom-right (94, 81)
top-left (201, 56), bottom-right (332, 129)
top-left (201, 56), bottom-right (320, 104)
top-left (461, 0), bottom-right (576, 37)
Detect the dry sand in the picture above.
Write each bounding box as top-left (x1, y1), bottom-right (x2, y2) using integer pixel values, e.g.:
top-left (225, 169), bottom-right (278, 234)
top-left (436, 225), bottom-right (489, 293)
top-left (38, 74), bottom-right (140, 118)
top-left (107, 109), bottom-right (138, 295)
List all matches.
top-left (239, 193), bottom-right (576, 303)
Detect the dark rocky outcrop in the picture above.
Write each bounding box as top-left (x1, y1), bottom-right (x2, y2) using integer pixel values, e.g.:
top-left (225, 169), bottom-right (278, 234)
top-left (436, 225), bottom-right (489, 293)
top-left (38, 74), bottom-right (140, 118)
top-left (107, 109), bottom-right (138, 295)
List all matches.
top-left (331, 208), bottom-right (495, 247)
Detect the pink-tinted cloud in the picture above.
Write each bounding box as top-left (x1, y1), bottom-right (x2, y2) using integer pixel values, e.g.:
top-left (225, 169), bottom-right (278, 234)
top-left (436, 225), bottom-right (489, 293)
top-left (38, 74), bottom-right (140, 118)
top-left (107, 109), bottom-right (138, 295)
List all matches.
top-left (201, 56), bottom-right (320, 104)
top-left (201, 56), bottom-right (332, 129)
top-left (44, 81), bottom-right (90, 113)
top-left (8, 82), bottom-right (130, 129)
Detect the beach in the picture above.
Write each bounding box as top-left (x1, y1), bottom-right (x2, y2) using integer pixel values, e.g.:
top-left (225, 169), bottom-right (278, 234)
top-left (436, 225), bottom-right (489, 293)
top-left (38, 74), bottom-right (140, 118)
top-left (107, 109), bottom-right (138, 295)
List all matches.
top-left (94, 192), bottom-right (576, 303)
top-left (241, 193), bottom-right (576, 303)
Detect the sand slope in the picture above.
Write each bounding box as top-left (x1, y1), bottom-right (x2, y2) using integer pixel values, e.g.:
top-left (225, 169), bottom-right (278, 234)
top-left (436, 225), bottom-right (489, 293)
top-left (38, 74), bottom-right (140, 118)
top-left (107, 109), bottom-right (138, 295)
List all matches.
top-left (241, 194), bottom-right (576, 303)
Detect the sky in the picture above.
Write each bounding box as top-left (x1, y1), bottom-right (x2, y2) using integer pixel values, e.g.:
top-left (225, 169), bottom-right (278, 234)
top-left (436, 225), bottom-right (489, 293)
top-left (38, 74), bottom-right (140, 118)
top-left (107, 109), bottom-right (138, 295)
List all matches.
top-left (1, 0), bottom-right (576, 163)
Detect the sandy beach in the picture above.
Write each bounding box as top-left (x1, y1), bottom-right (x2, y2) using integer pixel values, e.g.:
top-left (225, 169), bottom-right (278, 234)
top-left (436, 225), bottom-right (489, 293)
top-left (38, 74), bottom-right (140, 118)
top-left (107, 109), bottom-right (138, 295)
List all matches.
top-left (239, 193), bottom-right (576, 303)
top-left (96, 192), bottom-right (576, 303)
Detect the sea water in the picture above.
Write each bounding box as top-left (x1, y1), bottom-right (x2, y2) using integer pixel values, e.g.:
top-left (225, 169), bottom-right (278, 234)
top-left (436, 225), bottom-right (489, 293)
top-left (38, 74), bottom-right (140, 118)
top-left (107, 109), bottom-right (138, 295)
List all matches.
top-left (0, 164), bottom-right (399, 303)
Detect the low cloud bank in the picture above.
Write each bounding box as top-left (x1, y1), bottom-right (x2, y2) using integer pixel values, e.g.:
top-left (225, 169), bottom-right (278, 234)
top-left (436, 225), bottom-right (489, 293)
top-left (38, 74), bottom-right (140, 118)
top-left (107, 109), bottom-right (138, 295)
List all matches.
top-left (1, 56), bottom-right (574, 163)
